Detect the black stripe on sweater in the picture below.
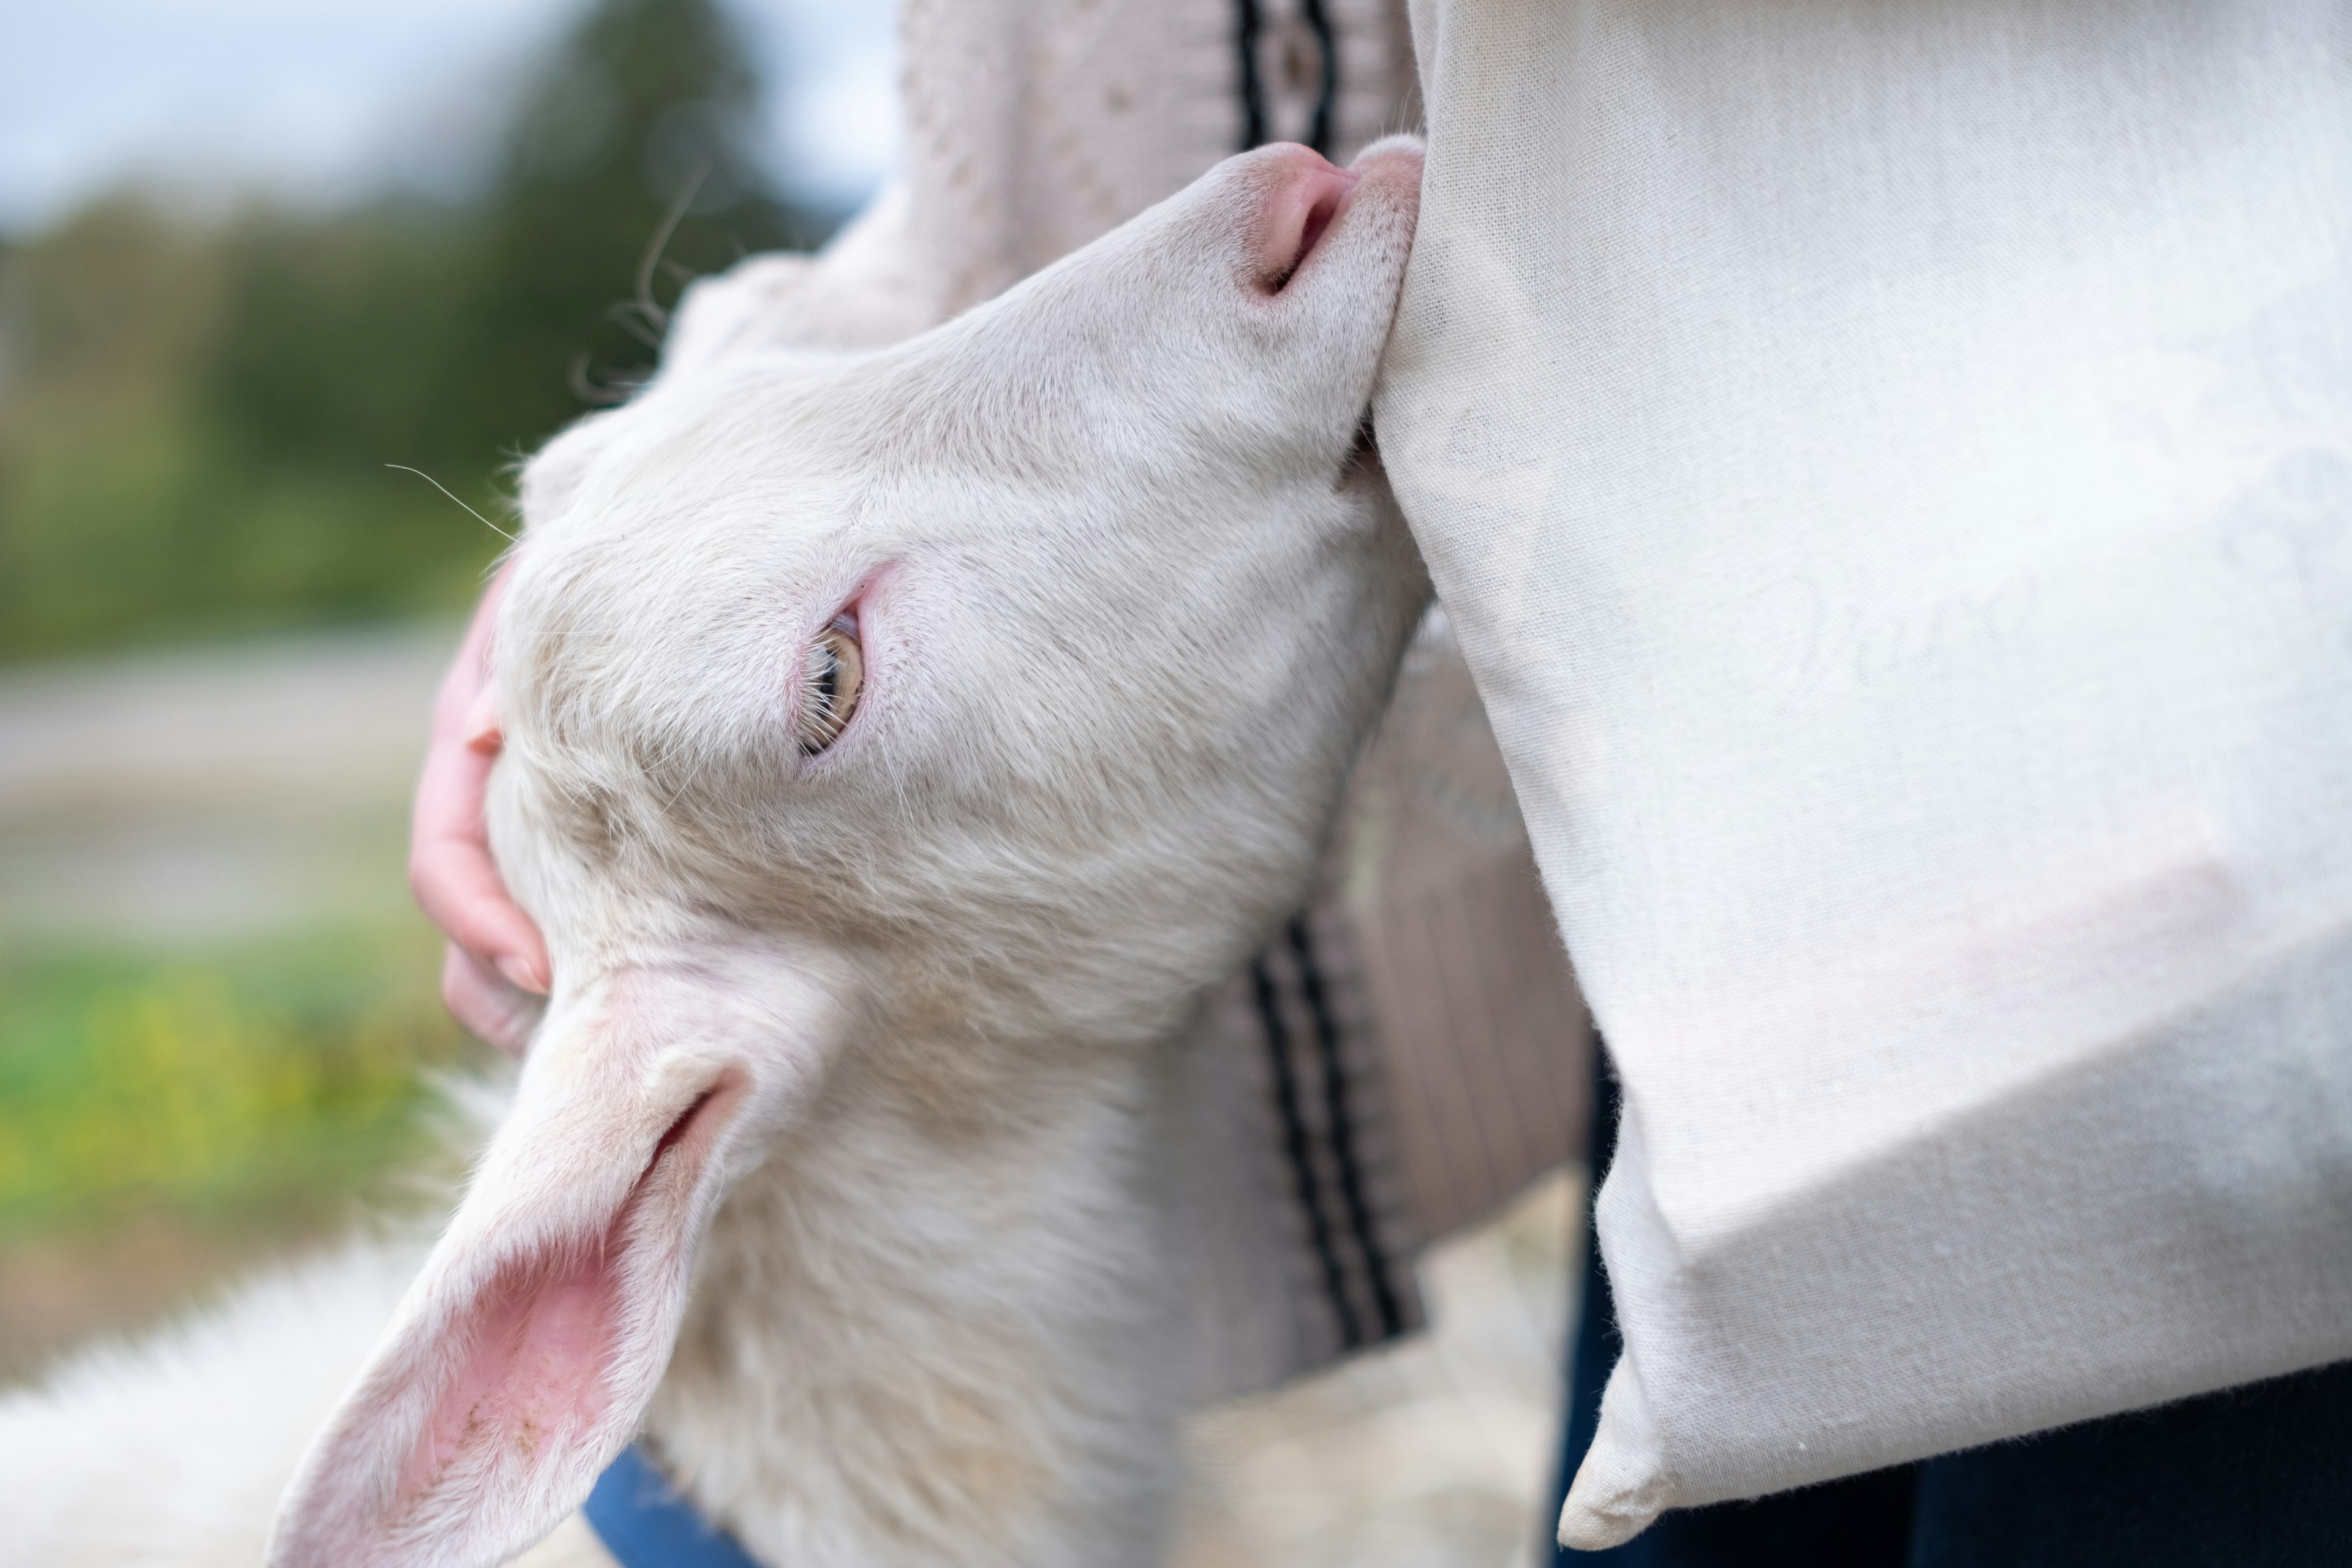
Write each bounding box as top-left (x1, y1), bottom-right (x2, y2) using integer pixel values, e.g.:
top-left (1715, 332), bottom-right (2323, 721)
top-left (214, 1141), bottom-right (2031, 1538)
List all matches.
top-left (1288, 916), bottom-right (1404, 1338)
top-left (1235, 0), bottom-right (1344, 156)
top-left (1235, 0), bottom-right (1268, 151)
top-left (1252, 952), bottom-right (1365, 1349)
top-left (1298, 0), bottom-right (1339, 155)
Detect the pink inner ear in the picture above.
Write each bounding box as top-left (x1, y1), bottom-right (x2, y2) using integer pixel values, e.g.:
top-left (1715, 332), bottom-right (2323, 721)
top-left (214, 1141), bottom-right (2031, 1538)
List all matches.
top-left (394, 1088), bottom-right (726, 1506)
top-left (397, 1241), bottom-right (623, 1499)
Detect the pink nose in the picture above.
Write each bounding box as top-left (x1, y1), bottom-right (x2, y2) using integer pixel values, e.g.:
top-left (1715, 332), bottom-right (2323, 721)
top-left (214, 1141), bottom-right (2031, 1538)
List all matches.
top-left (1251, 145), bottom-right (1362, 290)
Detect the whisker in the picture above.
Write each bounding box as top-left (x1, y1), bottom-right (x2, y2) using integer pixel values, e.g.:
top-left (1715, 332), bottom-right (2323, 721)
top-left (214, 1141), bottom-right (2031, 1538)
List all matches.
top-left (385, 465), bottom-right (516, 541)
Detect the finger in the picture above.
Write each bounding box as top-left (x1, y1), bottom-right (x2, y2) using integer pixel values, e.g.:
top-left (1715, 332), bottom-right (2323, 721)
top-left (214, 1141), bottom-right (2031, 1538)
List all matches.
top-left (432, 564), bottom-right (510, 733)
top-left (440, 945), bottom-right (544, 1055)
top-left (410, 755), bottom-right (550, 994)
top-left (412, 567), bottom-right (550, 993)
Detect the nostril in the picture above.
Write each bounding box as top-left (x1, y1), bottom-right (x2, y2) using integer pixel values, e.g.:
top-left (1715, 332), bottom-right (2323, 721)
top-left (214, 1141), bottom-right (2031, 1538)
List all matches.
top-left (1254, 157), bottom-right (1361, 293)
top-left (1290, 187), bottom-right (1344, 278)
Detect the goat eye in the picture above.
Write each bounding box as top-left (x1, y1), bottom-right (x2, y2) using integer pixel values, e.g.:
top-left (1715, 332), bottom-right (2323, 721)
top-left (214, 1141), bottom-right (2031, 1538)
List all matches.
top-left (797, 614), bottom-right (864, 755)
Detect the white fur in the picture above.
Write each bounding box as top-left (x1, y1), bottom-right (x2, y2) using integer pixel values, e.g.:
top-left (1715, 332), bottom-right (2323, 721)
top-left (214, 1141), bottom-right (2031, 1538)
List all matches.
top-left (0, 1242), bottom-right (432, 1563)
top-left (0, 138), bottom-right (1428, 1568)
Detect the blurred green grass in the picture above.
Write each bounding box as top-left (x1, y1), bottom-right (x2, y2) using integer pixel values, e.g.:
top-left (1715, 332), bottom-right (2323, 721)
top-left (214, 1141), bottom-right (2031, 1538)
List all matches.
top-left (0, 922), bottom-right (475, 1244)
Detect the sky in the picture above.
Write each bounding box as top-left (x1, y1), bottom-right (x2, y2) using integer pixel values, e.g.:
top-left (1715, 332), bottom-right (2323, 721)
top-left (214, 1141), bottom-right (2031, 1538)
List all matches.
top-left (0, 0), bottom-right (902, 234)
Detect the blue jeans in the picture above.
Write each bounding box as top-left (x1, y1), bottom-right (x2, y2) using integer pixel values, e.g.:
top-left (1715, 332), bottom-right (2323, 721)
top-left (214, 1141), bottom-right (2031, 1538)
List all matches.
top-left (1551, 1050), bottom-right (2352, 1567)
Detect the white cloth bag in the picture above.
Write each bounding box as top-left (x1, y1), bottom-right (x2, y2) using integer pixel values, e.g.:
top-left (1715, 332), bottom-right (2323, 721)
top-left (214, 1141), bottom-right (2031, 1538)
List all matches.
top-left (1379, 0), bottom-right (2352, 1546)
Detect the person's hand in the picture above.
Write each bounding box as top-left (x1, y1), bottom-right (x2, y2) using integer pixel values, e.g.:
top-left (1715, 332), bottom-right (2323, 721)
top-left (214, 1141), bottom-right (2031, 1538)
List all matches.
top-left (412, 566), bottom-right (549, 1053)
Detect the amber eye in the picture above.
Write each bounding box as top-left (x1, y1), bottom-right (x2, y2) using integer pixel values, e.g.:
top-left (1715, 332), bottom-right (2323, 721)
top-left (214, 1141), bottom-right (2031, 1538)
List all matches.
top-left (796, 614), bottom-right (864, 755)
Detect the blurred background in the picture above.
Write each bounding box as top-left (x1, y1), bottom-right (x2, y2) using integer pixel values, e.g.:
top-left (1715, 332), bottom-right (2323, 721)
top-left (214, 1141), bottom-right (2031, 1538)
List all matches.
top-left (0, 3), bottom-right (1571, 1562)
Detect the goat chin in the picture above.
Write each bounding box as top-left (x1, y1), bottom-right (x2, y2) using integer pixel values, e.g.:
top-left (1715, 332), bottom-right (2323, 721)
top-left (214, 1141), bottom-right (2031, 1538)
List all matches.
top-left (0, 135), bottom-right (1430, 1568)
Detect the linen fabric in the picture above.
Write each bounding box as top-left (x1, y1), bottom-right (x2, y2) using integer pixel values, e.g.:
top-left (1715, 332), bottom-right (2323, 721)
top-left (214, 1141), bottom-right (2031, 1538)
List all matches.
top-left (1553, 1050), bottom-right (1923, 1567)
top-left (1380, 0), bottom-right (2352, 1545)
top-left (1550, 1054), bottom-right (2352, 1567)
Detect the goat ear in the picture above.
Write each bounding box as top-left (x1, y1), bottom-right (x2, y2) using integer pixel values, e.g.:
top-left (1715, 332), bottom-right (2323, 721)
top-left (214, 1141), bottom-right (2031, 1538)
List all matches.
top-left (266, 982), bottom-right (788, 1568)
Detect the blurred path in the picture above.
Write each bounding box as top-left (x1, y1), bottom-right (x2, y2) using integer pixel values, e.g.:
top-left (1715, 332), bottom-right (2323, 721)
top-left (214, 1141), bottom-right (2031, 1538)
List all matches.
top-left (0, 625), bottom-right (456, 943)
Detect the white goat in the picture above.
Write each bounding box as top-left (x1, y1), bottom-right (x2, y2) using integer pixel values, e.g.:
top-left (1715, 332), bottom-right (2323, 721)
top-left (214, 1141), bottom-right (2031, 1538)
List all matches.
top-left (0, 137), bottom-right (1429, 1568)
